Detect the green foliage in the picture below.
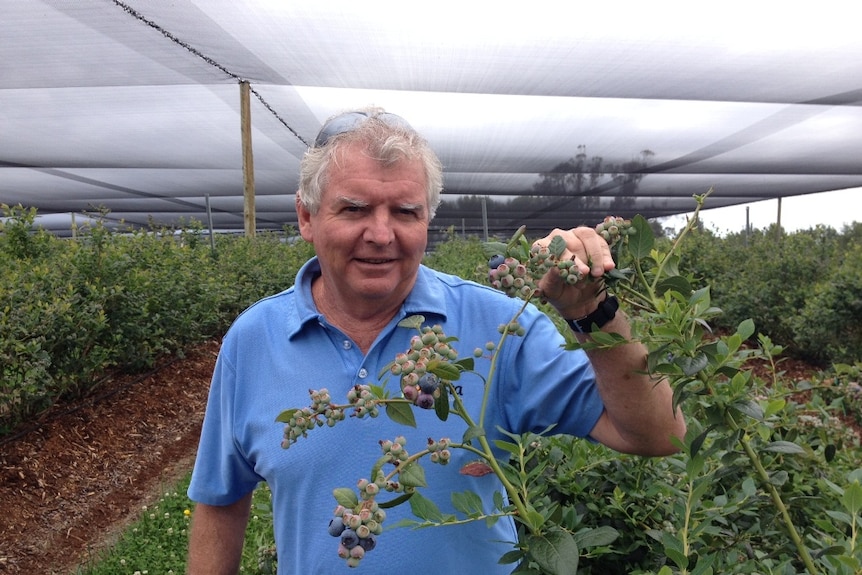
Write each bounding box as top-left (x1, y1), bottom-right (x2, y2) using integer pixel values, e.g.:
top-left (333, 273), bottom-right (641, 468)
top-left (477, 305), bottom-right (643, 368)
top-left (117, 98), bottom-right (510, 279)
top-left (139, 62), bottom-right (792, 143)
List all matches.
top-left (0, 210), bottom-right (314, 434)
top-left (423, 226), bottom-right (488, 281)
top-left (675, 223), bottom-right (856, 365)
top-left (73, 476), bottom-right (276, 575)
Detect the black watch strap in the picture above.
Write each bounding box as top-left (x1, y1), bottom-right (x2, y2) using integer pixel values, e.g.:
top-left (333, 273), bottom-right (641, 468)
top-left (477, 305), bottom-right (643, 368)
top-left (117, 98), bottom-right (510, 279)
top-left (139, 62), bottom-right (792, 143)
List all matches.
top-left (566, 295), bottom-right (619, 333)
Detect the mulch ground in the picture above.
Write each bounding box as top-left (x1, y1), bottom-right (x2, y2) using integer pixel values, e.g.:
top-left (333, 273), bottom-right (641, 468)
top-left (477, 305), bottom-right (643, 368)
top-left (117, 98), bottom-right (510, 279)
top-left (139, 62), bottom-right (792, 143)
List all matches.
top-left (0, 339), bottom-right (219, 574)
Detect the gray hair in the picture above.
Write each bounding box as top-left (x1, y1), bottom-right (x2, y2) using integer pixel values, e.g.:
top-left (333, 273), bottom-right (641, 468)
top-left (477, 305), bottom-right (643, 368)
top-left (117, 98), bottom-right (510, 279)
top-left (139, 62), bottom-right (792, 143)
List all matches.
top-left (297, 107), bottom-right (443, 220)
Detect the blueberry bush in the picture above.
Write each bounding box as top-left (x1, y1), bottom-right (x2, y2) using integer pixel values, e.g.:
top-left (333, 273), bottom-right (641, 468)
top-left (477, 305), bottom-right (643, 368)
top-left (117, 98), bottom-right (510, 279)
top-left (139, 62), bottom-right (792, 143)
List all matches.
top-left (276, 192), bottom-right (861, 574)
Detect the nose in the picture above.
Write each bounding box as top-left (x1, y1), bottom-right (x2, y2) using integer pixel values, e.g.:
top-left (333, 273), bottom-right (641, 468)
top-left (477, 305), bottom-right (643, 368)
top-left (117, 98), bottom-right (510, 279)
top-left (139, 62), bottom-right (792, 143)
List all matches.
top-left (363, 210), bottom-right (394, 245)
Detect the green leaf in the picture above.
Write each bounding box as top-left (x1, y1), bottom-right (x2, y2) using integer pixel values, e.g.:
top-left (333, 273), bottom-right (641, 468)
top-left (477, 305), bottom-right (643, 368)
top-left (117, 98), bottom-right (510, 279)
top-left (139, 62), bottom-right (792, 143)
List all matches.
top-left (493, 439), bottom-right (521, 456)
top-left (385, 401), bottom-right (417, 427)
top-left (657, 275), bottom-right (692, 296)
top-left (841, 481), bottom-right (862, 515)
top-left (732, 400), bottom-right (764, 421)
top-left (662, 531), bottom-right (689, 570)
top-left (451, 490), bottom-right (485, 517)
top-left (333, 487), bottom-right (358, 508)
top-left (527, 526), bottom-right (580, 575)
top-left (736, 318), bottom-right (756, 340)
top-left (429, 360), bottom-right (461, 381)
top-left (548, 234), bottom-right (568, 258)
top-left (398, 315), bottom-right (426, 329)
top-left (764, 440), bottom-right (805, 454)
top-left (691, 553), bottom-right (716, 575)
top-left (678, 353), bottom-right (709, 376)
top-left (628, 214), bottom-right (655, 260)
top-left (572, 525), bottom-right (619, 548)
top-left (483, 241), bottom-right (508, 258)
top-left (408, 490), bottom-right (443, 522)
top-left (454, 357), bottom-right (475, 371)
top-left (274, 408), bottom-right (297, 423)
top-left (377, 492), bottom-right (413, 509)
top-left (398, 462), bottom-right (428, 488)
top-left (463, 424), bottom-right (486, 443)
top-left (435, 384), bottom-right (450, 421)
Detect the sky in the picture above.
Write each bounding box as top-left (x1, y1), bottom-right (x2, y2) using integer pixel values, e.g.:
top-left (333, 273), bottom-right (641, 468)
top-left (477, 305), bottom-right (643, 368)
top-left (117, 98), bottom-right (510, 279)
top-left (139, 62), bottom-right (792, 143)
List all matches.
top-left (661, 188), bottom-right (860, 236)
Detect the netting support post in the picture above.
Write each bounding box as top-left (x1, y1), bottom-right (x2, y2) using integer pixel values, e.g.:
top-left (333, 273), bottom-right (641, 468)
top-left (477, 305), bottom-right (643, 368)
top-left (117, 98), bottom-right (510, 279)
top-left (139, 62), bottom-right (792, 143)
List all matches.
top-left (240, 81), bottom-right (256, 238)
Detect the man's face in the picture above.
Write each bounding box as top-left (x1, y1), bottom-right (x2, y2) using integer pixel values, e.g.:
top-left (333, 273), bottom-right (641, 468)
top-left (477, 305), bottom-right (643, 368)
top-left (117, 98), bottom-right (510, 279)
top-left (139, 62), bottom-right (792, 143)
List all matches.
top-left (297, 143), bottom-right (430, 310)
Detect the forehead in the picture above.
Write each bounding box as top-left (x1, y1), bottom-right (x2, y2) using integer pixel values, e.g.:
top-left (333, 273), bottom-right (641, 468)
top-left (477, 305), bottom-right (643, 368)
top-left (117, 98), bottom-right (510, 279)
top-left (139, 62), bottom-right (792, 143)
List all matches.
top-left (324, 145), bottom-right (427, 198)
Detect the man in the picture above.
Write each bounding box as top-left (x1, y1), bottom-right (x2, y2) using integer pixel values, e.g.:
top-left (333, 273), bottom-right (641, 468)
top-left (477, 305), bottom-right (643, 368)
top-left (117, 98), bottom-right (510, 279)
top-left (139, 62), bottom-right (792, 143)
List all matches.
top-left (187, 108), bottom-right (686, 574)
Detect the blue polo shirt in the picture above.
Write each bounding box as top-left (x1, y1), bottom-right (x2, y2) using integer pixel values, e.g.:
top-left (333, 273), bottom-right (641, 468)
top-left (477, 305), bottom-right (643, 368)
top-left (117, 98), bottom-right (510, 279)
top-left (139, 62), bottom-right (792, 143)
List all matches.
top-left (188, 257), bottom-right (603, 574)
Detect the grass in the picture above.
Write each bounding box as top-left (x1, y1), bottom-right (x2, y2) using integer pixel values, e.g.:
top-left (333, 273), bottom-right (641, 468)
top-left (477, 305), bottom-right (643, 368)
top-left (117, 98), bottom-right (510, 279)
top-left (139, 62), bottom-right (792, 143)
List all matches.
top-left (73, 473), bottom-right (276, 575)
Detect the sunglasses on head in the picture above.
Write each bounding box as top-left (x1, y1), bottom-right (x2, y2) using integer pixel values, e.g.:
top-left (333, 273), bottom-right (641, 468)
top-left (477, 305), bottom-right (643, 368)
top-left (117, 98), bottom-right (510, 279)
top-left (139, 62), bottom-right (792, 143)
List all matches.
top-left (313, 111), bottom-right (413, 148)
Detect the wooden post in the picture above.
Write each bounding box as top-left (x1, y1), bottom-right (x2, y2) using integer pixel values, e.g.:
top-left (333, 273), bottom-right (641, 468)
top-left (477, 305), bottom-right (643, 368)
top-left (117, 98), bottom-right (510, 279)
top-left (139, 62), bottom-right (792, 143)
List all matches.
top-left (240, 81), bottom-right (256, 238)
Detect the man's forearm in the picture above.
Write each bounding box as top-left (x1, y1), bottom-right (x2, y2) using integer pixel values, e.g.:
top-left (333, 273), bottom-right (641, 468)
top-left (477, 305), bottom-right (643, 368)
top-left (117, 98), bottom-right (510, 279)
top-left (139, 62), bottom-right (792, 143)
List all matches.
top-left (187, 493), bottom-right (253, 575)
top-left (583, 312), bottom-right (686, 455)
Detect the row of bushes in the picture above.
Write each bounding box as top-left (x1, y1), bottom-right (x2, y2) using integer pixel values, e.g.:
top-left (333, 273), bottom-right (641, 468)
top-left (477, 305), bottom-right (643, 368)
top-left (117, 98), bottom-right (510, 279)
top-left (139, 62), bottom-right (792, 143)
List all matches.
top-left (0, 206), bottom-right (314, 434)
top-left (1, 205), bottom-right (859, 435)
top-left (675, 222), bottom-right (862, 365)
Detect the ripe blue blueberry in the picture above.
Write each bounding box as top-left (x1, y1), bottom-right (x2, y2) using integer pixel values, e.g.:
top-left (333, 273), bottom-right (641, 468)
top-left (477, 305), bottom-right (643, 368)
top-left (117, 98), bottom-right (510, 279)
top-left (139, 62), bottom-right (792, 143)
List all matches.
top-left (418, 373), bottom-right (439, 394)
top-left (359, 533), bottom-right (377, 551)
top-left (488, 254), bottom-right (506, 269)
top-left (328, 517), bottom-right (345, 537)
top-left (341, 528), bottom-right (360, 549)
top-left (416, 393), bottom-right (435, 409)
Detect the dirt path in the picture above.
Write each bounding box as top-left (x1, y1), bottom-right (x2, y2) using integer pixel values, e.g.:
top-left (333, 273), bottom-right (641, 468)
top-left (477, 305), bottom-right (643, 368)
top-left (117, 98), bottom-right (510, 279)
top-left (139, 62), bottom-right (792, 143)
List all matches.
top-left (0, 339), bottom-right (219, 574)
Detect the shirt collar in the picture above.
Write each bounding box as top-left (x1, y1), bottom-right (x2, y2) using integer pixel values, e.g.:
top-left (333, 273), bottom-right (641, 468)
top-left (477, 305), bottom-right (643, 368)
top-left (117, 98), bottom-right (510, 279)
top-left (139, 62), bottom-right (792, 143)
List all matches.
top-left (287, 257), bottom-right (449, 339)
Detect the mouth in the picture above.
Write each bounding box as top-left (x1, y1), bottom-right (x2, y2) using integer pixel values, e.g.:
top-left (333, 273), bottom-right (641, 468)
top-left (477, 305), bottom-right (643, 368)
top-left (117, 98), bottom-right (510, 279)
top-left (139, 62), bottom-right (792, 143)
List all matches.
top-left (355, 257), bottom-right (396, 265)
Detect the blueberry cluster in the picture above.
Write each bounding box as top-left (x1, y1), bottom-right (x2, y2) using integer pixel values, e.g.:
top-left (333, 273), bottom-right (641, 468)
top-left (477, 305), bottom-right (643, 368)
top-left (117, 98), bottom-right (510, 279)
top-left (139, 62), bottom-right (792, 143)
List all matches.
top-left (328, 498), bottom-right (385, 568)
top-left (346, 384), bottom-right (381, 419)
top-left (426, 436), bottom-right (452, 465)
top-left (487, 246), bottom-right (583, 300)
top-left (486, 217), bottom-right (634, 302)
top-left (389, 325), bottom-right (457, 409)
top-left (280, 385), bottom-right (378, 449)
top-left (595, 215), bottom-right (635, 246)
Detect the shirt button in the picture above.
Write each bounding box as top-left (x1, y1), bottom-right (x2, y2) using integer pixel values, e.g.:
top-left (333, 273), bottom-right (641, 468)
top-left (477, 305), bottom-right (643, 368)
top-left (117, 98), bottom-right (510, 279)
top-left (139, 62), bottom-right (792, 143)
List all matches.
top-left (358, 368), bottom-right (368, 379)
top-left (342, 340), bottom-right (352, 350)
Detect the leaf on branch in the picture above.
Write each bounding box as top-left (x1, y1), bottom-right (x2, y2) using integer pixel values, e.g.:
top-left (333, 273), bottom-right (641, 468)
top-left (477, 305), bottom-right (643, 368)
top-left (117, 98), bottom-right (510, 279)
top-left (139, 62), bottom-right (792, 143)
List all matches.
top-left (451, 490), bottom-right (485, 516)
top-left (628, 215), bottom-right (655, 260)
top-left (764, 440), bottom-right (806, 455)
top-left (548, 235), bottom-right (568, 259)
top-left (527, 526), bottom-right (580, 575)
top-left (399, 462), bottom-right (428, 488)
top-left (333, 487), bottom-right (358, 508)
top-left (398, 315), bottom-right (425, 329)
top-left (408, 490), bottom-right (443, 522)
top-left (274, 408), bottom-right (297, 423)
top-left (572, 525), bottom-right (619, 549)
top-left (435, 384), bottom-right (450, 421)
top-left (429, 360), bottom-right (461, 381)
top-left (385, 401), bottom-right (417, 427)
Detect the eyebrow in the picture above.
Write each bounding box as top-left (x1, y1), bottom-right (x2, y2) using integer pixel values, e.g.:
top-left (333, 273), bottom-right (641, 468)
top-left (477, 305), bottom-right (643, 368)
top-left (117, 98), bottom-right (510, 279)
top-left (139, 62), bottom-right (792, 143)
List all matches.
top-left (335, 196), bottom-right (426, 213)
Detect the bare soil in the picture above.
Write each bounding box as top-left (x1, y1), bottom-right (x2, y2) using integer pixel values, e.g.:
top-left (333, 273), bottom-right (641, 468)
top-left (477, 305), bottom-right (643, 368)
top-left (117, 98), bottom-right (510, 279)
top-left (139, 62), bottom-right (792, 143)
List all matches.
top-left (0, 339), bottom-right (219, 574)
top-left (0, 339), bottom-right (851, 574)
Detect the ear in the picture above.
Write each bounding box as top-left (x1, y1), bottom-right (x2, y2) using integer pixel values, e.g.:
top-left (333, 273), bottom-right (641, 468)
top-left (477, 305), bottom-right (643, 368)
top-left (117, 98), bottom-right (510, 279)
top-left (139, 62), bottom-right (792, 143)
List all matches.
top-left (296, 193), bottom-right (314, 243)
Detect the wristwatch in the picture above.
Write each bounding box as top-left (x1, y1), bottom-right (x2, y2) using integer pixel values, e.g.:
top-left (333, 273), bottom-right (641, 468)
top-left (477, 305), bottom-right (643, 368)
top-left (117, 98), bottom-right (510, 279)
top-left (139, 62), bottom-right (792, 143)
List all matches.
top-left (566, 295), bottom-right (619, 333)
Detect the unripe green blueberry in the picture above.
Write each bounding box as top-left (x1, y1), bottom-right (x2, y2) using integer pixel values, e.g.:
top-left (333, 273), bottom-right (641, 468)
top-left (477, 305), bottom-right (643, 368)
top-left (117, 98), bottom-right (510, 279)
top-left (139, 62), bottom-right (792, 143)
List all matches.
top-left (356, 524), bottom-right (371, 539)
top-left (364, 482), bottom-right (379, 496)
top-left (473, 347), bottom-right (483, 357)
top-left (346, 513), bottom-right (362, 530)
top-left (346, 556), bottom-right (362, 567)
